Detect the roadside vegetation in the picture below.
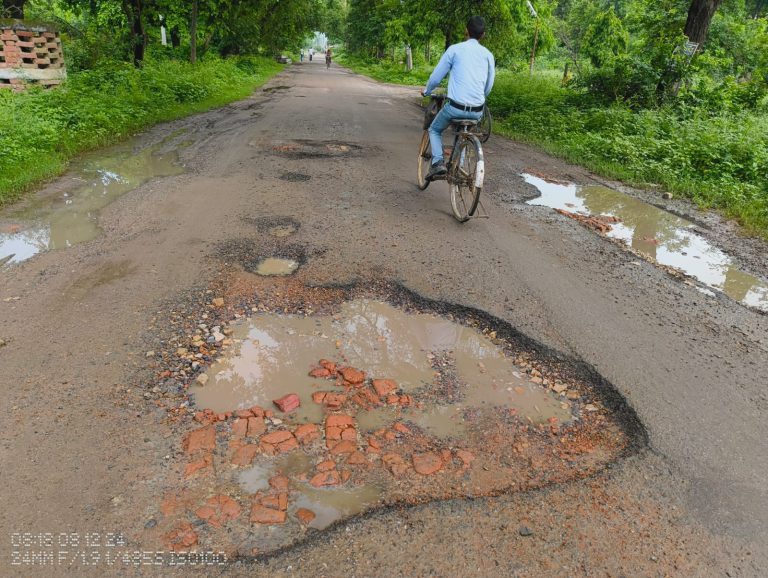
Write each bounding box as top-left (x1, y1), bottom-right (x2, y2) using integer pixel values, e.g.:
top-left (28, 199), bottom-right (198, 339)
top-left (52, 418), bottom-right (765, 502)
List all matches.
top-left (0, 0), bottom-right (342, 204)
top-left (339, 0), bottom-right (768, 238)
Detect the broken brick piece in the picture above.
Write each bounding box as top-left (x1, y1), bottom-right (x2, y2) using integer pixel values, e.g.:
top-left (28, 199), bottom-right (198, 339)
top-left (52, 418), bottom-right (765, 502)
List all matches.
top-left (309, 470), bottom-right (341, 487)
top-left (319, 359), bottom-right (337, 372)
top-left (413, 452), bottom-right (443, 475)
top-left (273, 393), bottom-right (300, 413)
top-left (382, 453), bottom-right (409, 477)
top-left (296, 508), bottom-right (316, 525)
top-left (183, 426), bottom-right (216, 454)
top-left (316, 460), bottom-right (336, 472)
top-left (184, 453), bottom-right (212, 478)
top-left (294, 423), bottom-right (320, 444)
top-left (269, 475), bottom-right (290, 491)
top-left (250, 504), bottom-right (287, 524)
top-left (326, 414), bottom-right (354, 428)
top-left (195, 495), bottom-right (241, 528)
top-left (231, 444), bottom-right (259, 466)
top-left (346, 451), bottom-right (368, 466)
top-left (309, 367), bottom-right (331, 378)
top-left (392, 422), bottom-right (411, 435)
top-left (231, 418), bottom-right (248, 438)
top-left (247, 416), bottom-right (266, 437)
top-left (330, 439), bottom-right (358, 455)
top-left (338, 367), bottom-right (365, 385)
top-left (234, 409), bottom-right (253, 419)
top-left (165, 523), bottom-right (198, 552)
top-left (455, 449), bottom-right (475, 467)
top-left (261, 430), bottom-right (293, 445)
top-left (372, 379), bottom-right (398, 397)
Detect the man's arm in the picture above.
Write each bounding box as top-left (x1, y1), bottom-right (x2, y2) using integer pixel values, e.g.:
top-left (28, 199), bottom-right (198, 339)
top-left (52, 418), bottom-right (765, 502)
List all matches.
top-left (424, 48), bottom-right (453, 95)
top-left (484, 53), bottom-right (496, 97)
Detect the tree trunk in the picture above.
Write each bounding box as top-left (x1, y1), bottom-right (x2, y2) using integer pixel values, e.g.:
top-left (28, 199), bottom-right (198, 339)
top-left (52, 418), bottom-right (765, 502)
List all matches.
top-left (122, 0), bottom-right (145, 67)
top-left (190, 0), bottom-right (198, 64)
top-left (444, 27), bottom-right (452, 51)
top-left (170, 26), bottom-right (180, 48)
top-left (683, 0), bottom-right (723, 45)
top-left (2, 0), bottom-right (25, 19)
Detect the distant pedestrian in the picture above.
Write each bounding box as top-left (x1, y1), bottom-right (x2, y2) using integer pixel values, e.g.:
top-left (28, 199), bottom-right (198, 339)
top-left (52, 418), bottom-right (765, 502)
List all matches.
top-left (309, 49), bottom-right (313, 62)
top-left (325, 48), bottom-right (332, 69)
top-left (300, 49), bottom-right (304, 62)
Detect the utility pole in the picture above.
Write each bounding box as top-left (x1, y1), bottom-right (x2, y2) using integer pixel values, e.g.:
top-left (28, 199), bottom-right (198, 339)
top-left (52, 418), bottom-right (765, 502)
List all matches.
top-left (527, 1), bottom-right (539, 75)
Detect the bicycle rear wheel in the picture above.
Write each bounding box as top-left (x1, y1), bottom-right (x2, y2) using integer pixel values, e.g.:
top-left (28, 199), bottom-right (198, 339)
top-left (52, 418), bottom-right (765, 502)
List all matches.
top-left (449, 136), bottom-right (483, 222)
top-left (416, 131), bottom-right (432, 190)
top-left (478, 105), bottom-right (492, 143)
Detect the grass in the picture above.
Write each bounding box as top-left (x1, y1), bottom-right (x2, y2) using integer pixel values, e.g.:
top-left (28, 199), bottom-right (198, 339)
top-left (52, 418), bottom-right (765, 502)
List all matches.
top-left (0, 56), bottom-right (284, 205)
top-left (340, 57), bottom-right (768, 238)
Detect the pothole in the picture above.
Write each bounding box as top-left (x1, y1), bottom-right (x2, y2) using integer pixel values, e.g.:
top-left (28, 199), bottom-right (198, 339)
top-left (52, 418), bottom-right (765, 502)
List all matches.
top-left (146, 279), bottom-right (642, 557)
top-left (254, 257), bottom-right (299, 276)
top-left (270, 140), bottom-right (366, 159)
top-left (524, 173), bottom-right (768, 312)
top-left (279, 172), bottom-right (312, 183)
top-left (0, 139), bottom-right (184, 266)
top-left (241, 216), bottom-right (301, 237)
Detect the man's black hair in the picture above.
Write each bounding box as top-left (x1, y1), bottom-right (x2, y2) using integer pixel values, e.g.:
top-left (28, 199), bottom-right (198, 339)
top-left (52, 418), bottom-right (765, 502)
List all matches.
top-left (467, 16), bottom-right (486, 39)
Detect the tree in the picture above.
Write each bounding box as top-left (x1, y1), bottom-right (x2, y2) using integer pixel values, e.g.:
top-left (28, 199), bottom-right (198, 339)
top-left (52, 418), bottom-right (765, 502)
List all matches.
top-left (684, 0), bottom-right (724, 45)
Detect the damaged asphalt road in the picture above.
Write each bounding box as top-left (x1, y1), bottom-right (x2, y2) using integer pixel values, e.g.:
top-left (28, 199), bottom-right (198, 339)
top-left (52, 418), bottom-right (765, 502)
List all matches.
top-left (1, 57), bottom-right (767, 577)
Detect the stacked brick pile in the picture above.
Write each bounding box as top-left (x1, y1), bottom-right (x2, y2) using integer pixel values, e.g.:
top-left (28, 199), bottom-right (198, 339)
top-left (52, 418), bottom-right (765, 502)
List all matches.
top-left (0, 24), bottom-right (66, 90)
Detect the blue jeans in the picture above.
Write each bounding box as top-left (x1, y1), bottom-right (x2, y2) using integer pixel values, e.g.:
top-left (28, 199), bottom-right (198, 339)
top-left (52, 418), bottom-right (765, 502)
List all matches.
top-left (428, 102), bottom-right (483, 165)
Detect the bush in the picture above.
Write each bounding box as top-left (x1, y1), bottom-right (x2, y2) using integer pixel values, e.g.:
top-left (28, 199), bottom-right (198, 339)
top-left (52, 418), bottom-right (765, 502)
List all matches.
top-left (0, 56), bottom-right (284, 203)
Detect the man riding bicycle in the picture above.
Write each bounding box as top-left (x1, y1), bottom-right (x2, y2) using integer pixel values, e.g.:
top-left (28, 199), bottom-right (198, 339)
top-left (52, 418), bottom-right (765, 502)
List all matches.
top-left (422, 16), bottom-right (495, 180)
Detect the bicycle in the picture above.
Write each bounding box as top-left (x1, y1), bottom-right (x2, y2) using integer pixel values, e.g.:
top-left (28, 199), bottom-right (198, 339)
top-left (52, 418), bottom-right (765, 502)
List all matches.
top-left (478, 104), bottom-right (492, 143)
top-left (417, 95), bottom-right (486, 222)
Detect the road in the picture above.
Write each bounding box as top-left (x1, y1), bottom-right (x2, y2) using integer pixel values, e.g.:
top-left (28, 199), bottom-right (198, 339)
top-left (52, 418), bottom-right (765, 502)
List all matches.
top-left (1, 56), bottom-right (767, 577)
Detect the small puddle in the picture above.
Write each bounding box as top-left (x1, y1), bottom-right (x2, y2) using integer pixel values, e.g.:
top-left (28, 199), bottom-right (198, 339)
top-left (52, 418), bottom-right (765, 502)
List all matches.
top-left (524, 174), bottom-right (768, 311)
top-left (255, 257), bottom-right (300, 276)
top-left (238, 453), bottom-right (381, 530)
top-left (190, 300), bottom-right (572, 428)
top-left (269, 225), bottom-right (297, 238)
top-left (0, 141), bottom-right (184, 266)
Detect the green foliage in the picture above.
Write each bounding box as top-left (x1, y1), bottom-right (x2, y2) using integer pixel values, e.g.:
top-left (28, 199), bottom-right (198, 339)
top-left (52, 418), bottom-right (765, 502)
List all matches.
top-left (580, 6), bottom-right (628, 67)
top-left (0, 56), bottom-right (283, 202)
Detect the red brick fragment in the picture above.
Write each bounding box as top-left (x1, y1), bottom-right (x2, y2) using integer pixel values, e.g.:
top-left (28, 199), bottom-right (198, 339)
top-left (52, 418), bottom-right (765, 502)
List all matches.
top-left (455, 449), bottom-right (475, 467)
top-left (195, 495), bottom-right (241, 528)
top-left (330, 439), bottom-right (357, 455)
top-left (392, 422), bottom-right (411, 435)
top-left (231, 418), bottom-right (248, 438)
top-left (372, 379), bottom-right (398, 397)
top-left (183, 426), bottom-right (216, 454)
top-left (165, 523), bottom-right (198, 551)
top-left (261, 430), bottom-right (293, 445)
top-left (413, 452), bottom-right (443, 475)
top-left (250, 504), bottom-right (287, 524)
top-left (269, 475), bottom-right (290, 491)
top-left (273, 393), bottom-right (300, 413)
top-left (294, 423), bottom-right (320, 444)
top-left (231, 444), bottom-right (259, 466)
top-left (346, 451), bottom-right (368, 466)
top-left (234, 409), bottom-right (253, 419)
top-left (184, 453), bottom-right (212, 478)
top-left (316, 460), bottom-right (336, 472)
top-left (338, 366), bottom-right (365, 385)
top-left (296, 508), bottom-right (316, 525)
top-left (382, 453), bottom-right (409, 477)
top-left (309, 367), bottom-right (332, 378)
top-left (309, 470), bottom-right (341, 487)
top-left (250, 406), bottom-right (265, 418)
top-left (319, 359), bottom-right (337, 373)
top-left (247, 416), bottom-right (265, 437)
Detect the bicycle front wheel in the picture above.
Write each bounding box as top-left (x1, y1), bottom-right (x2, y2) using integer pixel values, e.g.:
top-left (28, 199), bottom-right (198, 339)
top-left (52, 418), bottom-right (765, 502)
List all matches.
top-left (478, 106), bottom-right (492, 143)
top-left (449, 136), bottom-right (484, 222)
top-left (416, 131), bottom-right (432, 190)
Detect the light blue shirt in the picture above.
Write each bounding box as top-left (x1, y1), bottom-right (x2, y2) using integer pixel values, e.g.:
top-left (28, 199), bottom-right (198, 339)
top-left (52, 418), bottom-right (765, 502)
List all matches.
top-left (424, 39), bottom-right (495, 107)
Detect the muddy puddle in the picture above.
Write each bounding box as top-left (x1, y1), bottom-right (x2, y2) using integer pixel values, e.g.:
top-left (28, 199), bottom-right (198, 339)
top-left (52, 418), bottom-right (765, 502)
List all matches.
top-left (0, 140), bottom-right (185, 266)
top-left (190, 299), bottom-right (571, 426)
top-left (239, 453), bottom-right (382, 530)
top-left (255, 257), bottom-right (300, 276)
top-left (524, 174), bottom-right (768, 312)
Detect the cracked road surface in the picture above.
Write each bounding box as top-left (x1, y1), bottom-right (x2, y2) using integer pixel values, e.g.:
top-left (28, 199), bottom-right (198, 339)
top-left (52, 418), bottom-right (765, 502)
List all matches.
top-left (1, 57), bottom-right (767, 577)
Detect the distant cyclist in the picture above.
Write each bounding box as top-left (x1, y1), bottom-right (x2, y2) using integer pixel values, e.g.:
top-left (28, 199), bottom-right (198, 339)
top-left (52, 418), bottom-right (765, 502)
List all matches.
top-left (422, 16), bottom-right (495, 180)
top-left (325, 48), bottom-right (332, 69)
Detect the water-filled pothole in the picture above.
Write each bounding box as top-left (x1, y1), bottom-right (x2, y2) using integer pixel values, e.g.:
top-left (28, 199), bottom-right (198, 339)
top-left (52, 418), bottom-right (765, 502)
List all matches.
top-left (0, 140), bottom-right (184, 266)
top-left (157, 284), bottom-right (636, 556)
top-left (524, 174), bottom-right (768, 312)
top-left (191, 300), bottom-right (571, 426)
top-left (279, 172), bottom-right (312, 182)
top-left (254, 257), bottom-right (300, 276)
